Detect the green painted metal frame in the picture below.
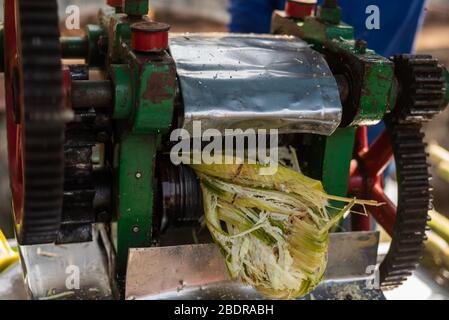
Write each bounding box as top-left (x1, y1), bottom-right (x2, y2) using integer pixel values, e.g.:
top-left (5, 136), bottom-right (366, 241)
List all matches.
top-left (319, 40), bottom-right (395, 126)
top-left (301, 128), bottom-right (356, 200)
top-left (117, 134), bottom-right (157, 274)
top-left (97, 7), bottom-right (176, 273)
top-left (123, 0), bottom-right (149, 16)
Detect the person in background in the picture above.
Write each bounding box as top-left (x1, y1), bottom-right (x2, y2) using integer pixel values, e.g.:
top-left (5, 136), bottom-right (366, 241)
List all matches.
top-left (229, 0), bottom-right (428, 142)
top-left (229, 0), bottom-right (428, 57)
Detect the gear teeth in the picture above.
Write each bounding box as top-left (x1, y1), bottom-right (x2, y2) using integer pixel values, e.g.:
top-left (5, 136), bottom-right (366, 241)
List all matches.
top-left (391, 55), bottom-right (445, 123)
top-left (380, 54), bottom-right (445, 289)
top-left (59, 69), bottom-right (98, 244)
top-left (16, 0), bottom-right (65, 245)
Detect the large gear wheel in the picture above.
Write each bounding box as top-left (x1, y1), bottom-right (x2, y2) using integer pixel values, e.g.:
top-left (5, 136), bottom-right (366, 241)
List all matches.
top-left (4, 0), bottom-right (65, 244)
top-left (379, 120), bottom-right (431, 289)
top-left (350, 54), bottom-right (446, 289)
top-left (379, 55), bottom-right (445, 289)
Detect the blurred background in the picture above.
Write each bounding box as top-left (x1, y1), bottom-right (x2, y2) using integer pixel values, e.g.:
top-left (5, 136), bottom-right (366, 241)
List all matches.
top-left (0, 0), bottom-right (449, 299)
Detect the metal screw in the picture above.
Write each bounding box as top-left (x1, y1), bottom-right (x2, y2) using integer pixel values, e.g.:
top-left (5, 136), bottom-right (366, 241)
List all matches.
top-left (132, 225), bottom-right (140, 233)
top-left (135, 172), bottom-right (142, 179)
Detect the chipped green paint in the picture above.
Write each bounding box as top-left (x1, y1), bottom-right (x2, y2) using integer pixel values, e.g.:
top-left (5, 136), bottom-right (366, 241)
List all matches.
top-left (357, 59), bottom-right (395, 125)
top-left (98, 8), bottom-right (177, 275)
top-left (302, 17), bottom-right (354, 45)
top-left (111, 64), bottom-right (133, 119)
top-left (123, 0), bottom-right (149, 16)
top-left (133, 61), bottom-right (176, 134)
top-left (317, 39), bottom-right (394, 125)
top-left (100, 12), bottom-right (131, 63)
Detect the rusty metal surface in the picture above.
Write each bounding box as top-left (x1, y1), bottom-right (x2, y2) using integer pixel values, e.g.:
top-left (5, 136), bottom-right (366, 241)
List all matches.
top-left (170, 33), bottom-right (342, 136)
top-left (125, 231), bottom-right (381, 300)
top-left (71, 80), bottom-right (113, 109)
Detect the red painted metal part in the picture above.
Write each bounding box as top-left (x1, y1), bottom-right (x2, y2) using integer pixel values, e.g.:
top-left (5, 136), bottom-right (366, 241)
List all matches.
top-left (4, 0), bottom-right (24, 222)
top-left (131, 22), bottom-right (170, 53)
top-left (349, 127), bottom-right (371, 231)
top-left (285, 0), bottom-right (317, 19)
top-left (107, 0), bottom-right (123, 7)
top-left (62, 66), bottom-right (72, 109)
top-left (348, 126), bottom-right (396, 236)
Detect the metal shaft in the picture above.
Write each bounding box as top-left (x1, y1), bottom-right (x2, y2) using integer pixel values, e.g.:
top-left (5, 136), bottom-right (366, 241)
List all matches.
top-left (71, 80), bottom-right (113, 109)
top-left (61, 36), bottom-right (88, 59)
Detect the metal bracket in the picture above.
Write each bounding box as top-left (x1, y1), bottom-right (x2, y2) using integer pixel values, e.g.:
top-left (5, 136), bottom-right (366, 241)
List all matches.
top-left (125, 231), bottom-right (384, 300)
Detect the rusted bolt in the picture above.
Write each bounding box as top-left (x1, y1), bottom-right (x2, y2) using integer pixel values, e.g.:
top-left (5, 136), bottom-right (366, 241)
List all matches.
top-left (131, 21), bottom-right (171, 53)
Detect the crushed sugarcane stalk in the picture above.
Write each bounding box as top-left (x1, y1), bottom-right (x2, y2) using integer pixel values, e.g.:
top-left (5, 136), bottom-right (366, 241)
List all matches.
top-left (429, 143), bottom-right (449, 184)
top-left (423, 231), bottom-right (449, 271)
top-left (190, 157), bottom-right (382, 299)
top-left (428, 210), bottom-right (449, 245)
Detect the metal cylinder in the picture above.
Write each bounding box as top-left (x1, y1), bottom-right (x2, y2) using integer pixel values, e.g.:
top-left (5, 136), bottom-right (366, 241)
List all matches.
top-left (61, 36), bottom-right (88, 59)
top-left (285, 0), bottom-right (317, 19)
top-left (157, 160), bottom-right (203, 232)
top-left (71, 80), bottom-right (113, 109)
top-left (131, 22), bottom-right (170, 53)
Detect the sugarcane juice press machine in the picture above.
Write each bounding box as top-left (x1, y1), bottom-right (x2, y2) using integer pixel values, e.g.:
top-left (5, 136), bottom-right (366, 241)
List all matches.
top-left (1, 0), bottom-right (449, 300)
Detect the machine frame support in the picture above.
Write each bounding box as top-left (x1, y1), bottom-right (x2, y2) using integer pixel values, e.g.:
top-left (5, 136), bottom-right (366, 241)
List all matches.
top-left (98, 10), bottom-right (177, 273)
top-left (117, 134), bottom-right (158, 273)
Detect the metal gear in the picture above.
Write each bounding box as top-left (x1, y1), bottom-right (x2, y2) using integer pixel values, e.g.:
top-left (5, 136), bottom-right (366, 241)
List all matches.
top-left (59, 66), bottom-right (96, 244)
top-left (380, 121), bottom-right (431, 289)
top-left (379, 54), bottom-right (445, 289)
top-left (5, 0), bottom-right (65, 244)
top-left (390, 55), bottom-right (445, 123)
